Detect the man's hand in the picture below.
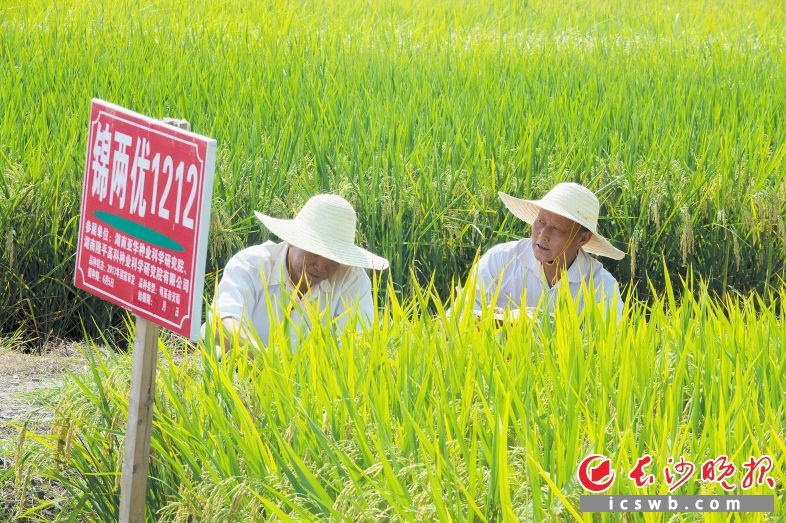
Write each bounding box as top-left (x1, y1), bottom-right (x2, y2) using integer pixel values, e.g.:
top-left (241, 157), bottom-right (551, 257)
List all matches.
top-left (215, 317), bottom-right (255, 360)
top-left (492, 307), bottom-right (524, 327)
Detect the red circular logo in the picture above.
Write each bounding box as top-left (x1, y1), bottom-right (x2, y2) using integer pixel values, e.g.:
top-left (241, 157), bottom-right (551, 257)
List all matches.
top-left (578, 454), bottom-right (616, 492)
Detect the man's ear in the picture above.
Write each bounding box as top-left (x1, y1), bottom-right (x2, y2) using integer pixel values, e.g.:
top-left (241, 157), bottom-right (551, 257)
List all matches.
top-left (578, 230), bottom-right (592, 247)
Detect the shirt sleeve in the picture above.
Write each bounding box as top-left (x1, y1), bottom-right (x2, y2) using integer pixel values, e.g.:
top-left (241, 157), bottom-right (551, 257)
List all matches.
top-left (613, 285), bottom-right (624, 321)
top-left (214, 250), bottom-right (261, 321)
top-left (472, 245), bottom-right (510, 310)
top-left (595, 278), bottom-right (624, 322)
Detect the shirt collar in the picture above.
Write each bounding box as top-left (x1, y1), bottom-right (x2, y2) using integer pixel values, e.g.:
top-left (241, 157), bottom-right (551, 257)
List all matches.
top-left (269, 242), bottom-right (291, 289)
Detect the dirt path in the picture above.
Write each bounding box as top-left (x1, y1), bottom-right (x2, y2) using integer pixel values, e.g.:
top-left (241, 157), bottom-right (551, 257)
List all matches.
top-left (0, 343), bottom-right (88, 448)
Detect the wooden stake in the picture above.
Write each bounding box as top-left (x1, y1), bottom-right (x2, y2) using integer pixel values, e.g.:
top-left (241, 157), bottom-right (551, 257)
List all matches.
top-left (118, 117), bottom-right (190, 522)
top-left (118, 317), bottom-right (160, 523)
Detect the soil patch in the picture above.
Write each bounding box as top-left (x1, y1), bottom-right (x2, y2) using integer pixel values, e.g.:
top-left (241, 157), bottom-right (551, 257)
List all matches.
top-left (0, 342), bottom-right (88, 450)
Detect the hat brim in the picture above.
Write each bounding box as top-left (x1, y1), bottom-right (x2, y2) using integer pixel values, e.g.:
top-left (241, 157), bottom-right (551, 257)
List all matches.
top-left (254, 212), bottom-right (390, 270)
top-left (498, 192), bottom-right (625, 260)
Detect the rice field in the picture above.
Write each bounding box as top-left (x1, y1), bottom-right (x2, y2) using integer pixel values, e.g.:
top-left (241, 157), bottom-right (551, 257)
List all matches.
top-left (1, 0), bottom-right (785, 521)
top-left (6, 282), bottom-right (786, 521)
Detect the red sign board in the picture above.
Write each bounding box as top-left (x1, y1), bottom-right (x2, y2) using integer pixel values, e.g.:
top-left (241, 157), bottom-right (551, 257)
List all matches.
top-left (74, 99), bottom-right (216, 340)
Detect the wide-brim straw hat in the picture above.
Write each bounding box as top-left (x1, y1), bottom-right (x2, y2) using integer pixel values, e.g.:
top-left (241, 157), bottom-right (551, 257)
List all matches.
top-left (498, 182), bottom-right (625, 260)
top-left (254, 194), bottom-right (389, 270)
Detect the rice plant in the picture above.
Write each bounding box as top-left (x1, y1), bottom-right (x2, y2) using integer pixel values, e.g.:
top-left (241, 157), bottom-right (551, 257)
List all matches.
top-left (5, 277), bottom-right (784, 521)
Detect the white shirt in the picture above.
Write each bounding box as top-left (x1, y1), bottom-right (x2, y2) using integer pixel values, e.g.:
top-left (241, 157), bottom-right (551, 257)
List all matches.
top-left (471, 238), bottom-right (623, 320)
top-left (210, 241), bottom-right (375, 349)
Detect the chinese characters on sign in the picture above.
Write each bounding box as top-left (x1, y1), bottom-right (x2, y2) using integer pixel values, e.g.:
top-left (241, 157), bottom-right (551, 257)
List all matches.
top-left (82, 221), bottom-right (189, 307)
top-left (75, 100), bottom-right (216, 339)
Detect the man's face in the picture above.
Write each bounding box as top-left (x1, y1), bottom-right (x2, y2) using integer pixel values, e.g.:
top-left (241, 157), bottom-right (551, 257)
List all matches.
top-left (286, 245), bottom-right (341, 289)
top-left (531, 209), bottom-right (591, 265)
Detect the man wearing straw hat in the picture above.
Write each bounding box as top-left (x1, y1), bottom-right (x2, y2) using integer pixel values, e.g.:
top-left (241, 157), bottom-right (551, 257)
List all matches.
top-left (209, 194), bottom-right (389, 353)
top-left (470, 182), bottom-right (625, 320)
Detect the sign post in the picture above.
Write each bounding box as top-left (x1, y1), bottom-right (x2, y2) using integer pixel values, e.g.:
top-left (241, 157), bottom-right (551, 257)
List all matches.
top-left (119, 317), bottom-right (161, 522)
top-left (74, 101), bottom-right (215, 521)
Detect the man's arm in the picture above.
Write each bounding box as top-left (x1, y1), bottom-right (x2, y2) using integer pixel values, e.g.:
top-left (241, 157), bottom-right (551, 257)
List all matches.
top-left (594, 279), bottom-right (624, 322)
top-left (214, 316), bottom-right (243, 350)
top-left (471, 245), bottom-right (511, 311)
top-left (211, 250), bottom-right (261, 357)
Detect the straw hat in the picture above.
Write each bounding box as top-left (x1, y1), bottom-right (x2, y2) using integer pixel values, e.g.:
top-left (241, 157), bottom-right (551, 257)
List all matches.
top-left (498, 182), bottom-right (625, 260)
top-left (254, 194), bottom-right (389, 270)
